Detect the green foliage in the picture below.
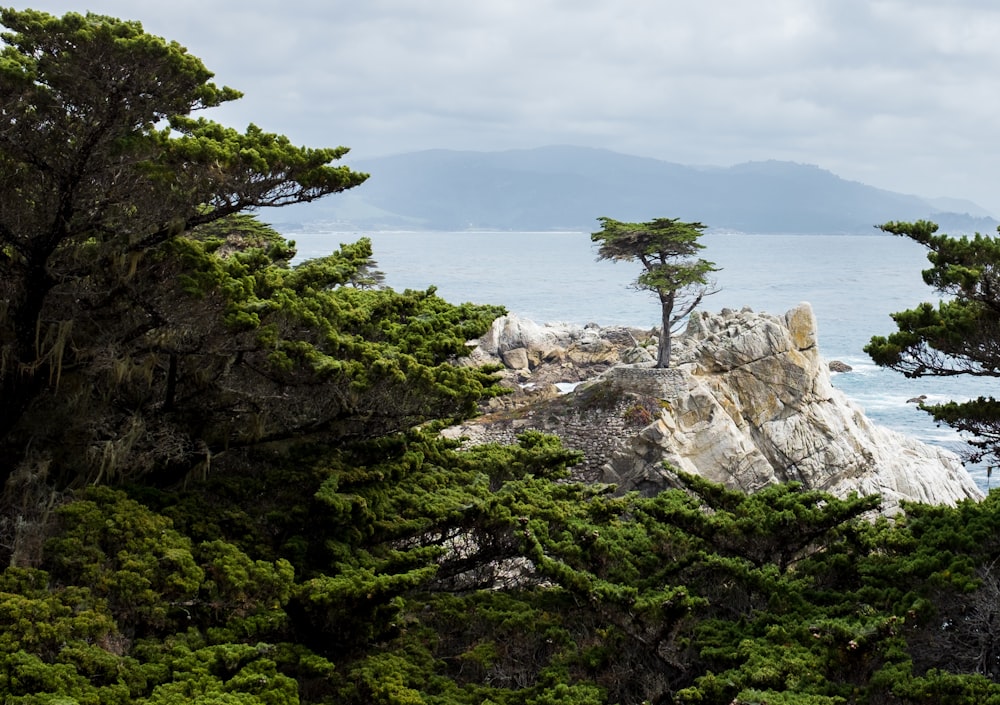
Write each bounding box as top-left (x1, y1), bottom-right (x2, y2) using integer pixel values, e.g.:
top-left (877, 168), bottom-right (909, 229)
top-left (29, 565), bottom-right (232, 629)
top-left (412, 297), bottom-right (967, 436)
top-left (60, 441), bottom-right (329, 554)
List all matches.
top-left (43, 486), bottom-right (203, 636)
top-left (881, 669), bottom-right (1000, 704)
top-left (0, 567), bottom-right (129, 704)
top-left (11, 439), bottom-right (1000, 703)
top-left (137, 636), bottom-right (301, 705)
top-left (0, 488), bottom-right (339, 704)
top-left (0, 6), bottom-right (378, 491)
top-left (865, 219), bottom-right (1000, 463)
top-left (191, 213), bottom-right (298, 265)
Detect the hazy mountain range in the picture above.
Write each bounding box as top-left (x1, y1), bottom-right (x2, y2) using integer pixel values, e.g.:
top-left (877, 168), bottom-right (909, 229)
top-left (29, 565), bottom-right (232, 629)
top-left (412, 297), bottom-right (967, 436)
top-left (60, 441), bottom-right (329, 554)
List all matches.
top-left (269, 145), bottom-right (998, 234)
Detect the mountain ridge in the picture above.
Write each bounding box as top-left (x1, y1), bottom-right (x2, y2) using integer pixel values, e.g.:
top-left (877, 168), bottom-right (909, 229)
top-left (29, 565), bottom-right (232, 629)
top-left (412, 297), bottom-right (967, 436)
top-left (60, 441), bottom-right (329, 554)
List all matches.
top-left (269, 146), bottom-right (998, 234)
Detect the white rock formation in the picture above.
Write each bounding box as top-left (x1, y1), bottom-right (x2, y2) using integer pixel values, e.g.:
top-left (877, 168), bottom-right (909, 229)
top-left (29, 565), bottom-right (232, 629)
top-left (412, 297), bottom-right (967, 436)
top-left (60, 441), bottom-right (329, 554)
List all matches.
top-left (473, 313), bottom-right (630, 369)
top-left (600, 304), bottom-right (983, 511)
top-left (455, 307), bottom-right (984, 512)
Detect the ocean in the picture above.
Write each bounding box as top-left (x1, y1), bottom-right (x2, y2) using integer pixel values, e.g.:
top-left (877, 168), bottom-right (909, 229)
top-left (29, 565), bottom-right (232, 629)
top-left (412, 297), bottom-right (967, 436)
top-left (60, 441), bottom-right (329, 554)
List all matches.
top-left (290, 230), bottom-right (998, 491)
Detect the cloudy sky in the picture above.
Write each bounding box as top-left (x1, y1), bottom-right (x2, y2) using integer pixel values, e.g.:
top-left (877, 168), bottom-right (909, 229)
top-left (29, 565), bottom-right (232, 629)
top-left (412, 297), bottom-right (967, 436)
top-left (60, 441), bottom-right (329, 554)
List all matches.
top-left (15, 1), bottom-right (1000, 215)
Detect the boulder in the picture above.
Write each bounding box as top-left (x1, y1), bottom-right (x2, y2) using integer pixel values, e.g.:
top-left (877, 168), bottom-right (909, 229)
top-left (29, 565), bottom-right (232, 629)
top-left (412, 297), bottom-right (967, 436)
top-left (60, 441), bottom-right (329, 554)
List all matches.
top-left (475, 313), bottom-right (565, 357)
top-left (501, 347), bottom-right (530, 371)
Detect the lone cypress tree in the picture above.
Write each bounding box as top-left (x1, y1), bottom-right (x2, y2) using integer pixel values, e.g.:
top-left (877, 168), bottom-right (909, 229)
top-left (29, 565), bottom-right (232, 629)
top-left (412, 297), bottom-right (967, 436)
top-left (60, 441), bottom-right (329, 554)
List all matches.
top-left (592, 217), bottom-right (718, 368)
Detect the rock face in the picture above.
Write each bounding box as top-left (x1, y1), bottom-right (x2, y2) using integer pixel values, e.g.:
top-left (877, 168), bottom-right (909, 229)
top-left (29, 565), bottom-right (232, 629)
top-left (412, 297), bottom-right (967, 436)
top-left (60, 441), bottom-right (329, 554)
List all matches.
top-left (449, 307), bottom-right (983, 511)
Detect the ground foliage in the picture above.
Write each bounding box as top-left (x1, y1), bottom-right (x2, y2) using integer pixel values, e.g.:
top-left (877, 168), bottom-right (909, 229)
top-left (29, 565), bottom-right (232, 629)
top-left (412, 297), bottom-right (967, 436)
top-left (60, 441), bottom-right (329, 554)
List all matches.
top-left (4, 9), bottom-right (1000, 705)
top-left (10, 448), bottom-right (1000, 704)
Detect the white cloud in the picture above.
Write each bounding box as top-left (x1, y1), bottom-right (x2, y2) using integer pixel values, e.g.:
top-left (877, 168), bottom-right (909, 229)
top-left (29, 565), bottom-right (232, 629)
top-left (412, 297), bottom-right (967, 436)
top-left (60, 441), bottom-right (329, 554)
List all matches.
top-left (13, 1), bottom-right (1000, 214)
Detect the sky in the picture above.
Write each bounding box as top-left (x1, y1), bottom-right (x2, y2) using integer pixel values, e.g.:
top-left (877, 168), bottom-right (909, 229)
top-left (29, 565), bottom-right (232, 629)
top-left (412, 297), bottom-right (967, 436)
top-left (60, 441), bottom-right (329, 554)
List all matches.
top-left (13, 1), bottom-right (1000, 215)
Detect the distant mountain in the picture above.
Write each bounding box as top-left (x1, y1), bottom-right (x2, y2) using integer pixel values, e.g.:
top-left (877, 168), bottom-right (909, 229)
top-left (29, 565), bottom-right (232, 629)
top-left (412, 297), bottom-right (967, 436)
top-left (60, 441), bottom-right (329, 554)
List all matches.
top-left (267, 146), bottom-right (998, 234)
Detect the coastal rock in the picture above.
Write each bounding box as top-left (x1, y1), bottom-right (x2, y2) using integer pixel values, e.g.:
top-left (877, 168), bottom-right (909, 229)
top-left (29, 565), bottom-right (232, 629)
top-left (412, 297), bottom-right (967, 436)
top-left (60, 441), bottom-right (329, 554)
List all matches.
top-left (501, 347), bottom-right (530, 371)
top-left (466, 313), bottom-right (655, 410)
top-left (452, 306), bottom-right (983, 512)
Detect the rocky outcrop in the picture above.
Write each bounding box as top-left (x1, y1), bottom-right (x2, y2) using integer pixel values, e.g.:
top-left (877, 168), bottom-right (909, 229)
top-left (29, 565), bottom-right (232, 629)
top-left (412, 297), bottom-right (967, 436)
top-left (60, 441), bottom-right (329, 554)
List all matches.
top-left (448, 307), bottom-right (983, 512)
top-left (457, 314), bottom-right (656, 412)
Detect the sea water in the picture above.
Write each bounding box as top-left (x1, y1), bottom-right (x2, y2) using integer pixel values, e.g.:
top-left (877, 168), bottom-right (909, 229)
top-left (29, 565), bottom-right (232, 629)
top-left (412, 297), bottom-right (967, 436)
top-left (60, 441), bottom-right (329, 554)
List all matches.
top-left (291, 230), bottom-right (998, 491)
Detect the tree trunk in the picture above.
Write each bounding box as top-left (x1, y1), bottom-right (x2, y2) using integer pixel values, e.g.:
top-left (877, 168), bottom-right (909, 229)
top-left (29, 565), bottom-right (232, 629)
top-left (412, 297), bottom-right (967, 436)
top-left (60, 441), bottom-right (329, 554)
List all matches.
top-left (657, 295), bottom-right (674, 368)
top-left (0, 256), bottom-right (55, 443)
top-left (164, 354), bottom-right (178, 411)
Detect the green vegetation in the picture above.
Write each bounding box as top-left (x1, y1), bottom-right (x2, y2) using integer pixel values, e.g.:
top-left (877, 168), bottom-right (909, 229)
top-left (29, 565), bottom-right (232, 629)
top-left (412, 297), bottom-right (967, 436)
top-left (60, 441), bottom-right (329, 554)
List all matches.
top-left (3, 8), bottom-right (1000, 704)
top-left (866, 220), bottom-right (1000, 466)
top-left (591, 217), bottom-right (718, 367)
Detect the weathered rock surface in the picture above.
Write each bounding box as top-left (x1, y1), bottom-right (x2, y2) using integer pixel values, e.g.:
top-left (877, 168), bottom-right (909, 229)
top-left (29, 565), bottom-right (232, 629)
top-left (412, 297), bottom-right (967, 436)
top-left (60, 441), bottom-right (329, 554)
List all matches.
top-left (447, 307), bottom-right (983, 512)
top-left (457, 313), bottom-right (655, 412)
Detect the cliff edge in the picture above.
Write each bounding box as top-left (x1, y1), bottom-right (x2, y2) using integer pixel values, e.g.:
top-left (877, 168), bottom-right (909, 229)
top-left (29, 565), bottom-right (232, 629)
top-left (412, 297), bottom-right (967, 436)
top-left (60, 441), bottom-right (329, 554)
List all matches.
top-left (447, 305), bottom-right (983, 511)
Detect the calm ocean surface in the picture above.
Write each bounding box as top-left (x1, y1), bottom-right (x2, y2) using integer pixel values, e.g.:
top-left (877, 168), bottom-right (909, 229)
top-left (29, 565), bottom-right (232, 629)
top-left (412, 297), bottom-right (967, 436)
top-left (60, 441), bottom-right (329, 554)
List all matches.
top-left (291, 230), bottom-right (998, 491)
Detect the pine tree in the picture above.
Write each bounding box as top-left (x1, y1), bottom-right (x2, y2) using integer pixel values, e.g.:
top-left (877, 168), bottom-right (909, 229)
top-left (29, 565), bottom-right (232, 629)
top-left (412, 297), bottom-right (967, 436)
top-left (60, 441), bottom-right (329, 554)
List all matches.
top-left (865, 220), bottom-right (1000, 464)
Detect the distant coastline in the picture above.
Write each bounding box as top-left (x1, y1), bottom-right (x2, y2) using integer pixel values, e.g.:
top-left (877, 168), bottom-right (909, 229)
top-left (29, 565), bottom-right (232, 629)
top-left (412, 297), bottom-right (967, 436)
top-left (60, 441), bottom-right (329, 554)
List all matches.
top-left (265, 145), bottom-right (999, 235)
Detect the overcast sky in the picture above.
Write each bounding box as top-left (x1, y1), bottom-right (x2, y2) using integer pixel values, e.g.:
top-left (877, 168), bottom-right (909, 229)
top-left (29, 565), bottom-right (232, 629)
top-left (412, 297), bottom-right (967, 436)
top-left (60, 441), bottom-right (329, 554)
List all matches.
top-left (15, 1), bottom-right (1000, 215)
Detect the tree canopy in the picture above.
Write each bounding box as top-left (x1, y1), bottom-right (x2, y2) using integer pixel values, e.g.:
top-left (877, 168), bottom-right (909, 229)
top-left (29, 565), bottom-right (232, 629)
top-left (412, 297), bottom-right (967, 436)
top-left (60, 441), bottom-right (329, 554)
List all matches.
top-left (591, 216), bottom-right (717, 367)
top-left (0, 8), bottom-right (504, 492)
top-left (865, 220), bottom-right (1000, 465)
